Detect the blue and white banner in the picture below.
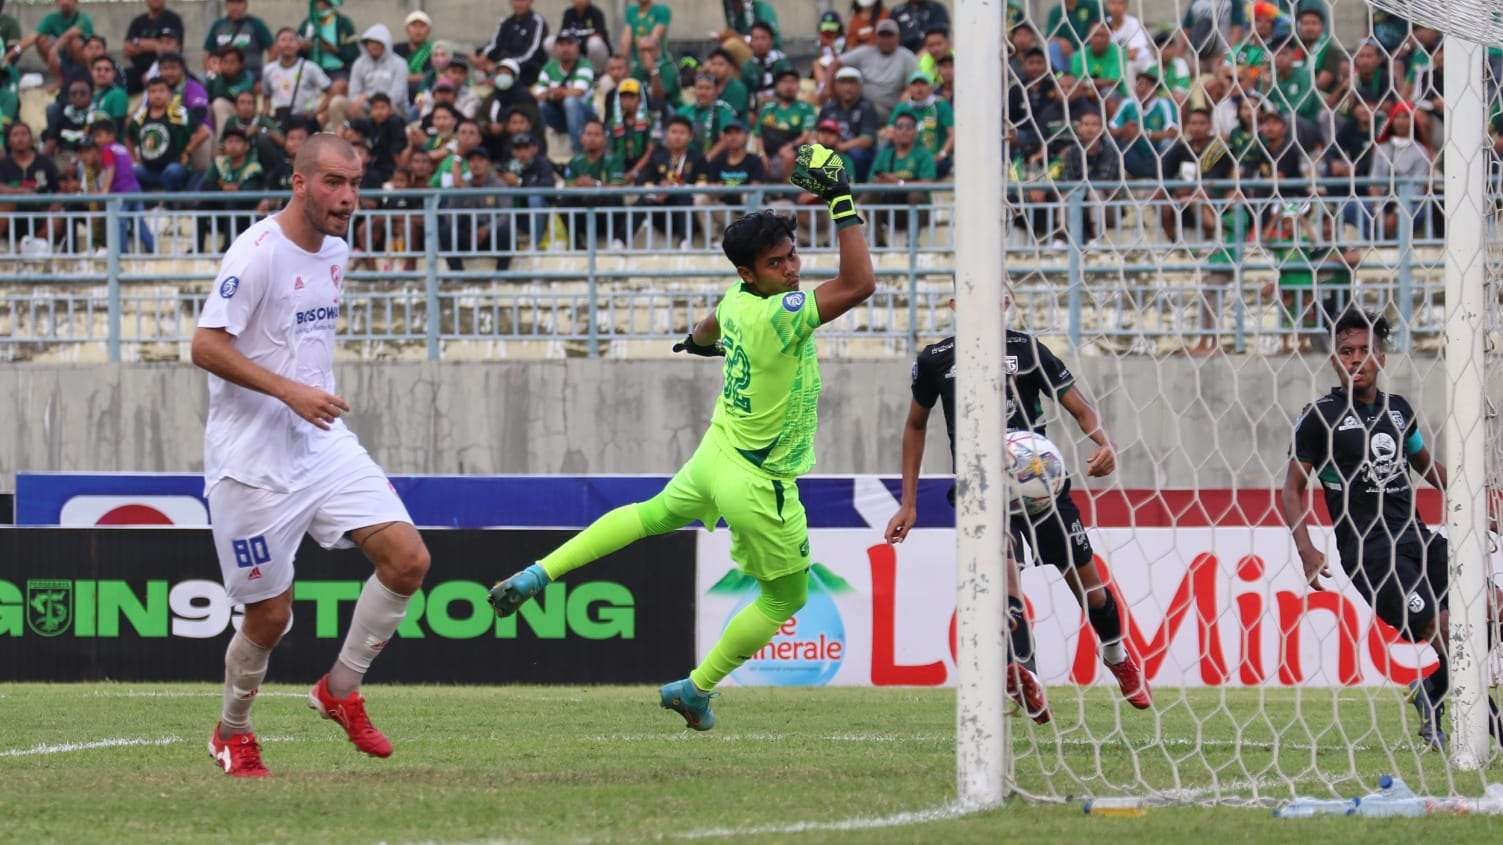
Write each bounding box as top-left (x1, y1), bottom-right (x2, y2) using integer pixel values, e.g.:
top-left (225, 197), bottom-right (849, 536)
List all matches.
top-left (15, 473), bottom-right (958, 529)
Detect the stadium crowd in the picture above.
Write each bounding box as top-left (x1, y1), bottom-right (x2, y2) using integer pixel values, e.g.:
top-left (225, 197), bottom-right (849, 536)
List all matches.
top-left (0, 0), bottom-right (1471, 263)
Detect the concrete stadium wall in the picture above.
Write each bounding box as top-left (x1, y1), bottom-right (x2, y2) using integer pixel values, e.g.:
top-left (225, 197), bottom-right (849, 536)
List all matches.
top-left (0, 354), bottom-right (1460, 491)
top-left (12, 1), bottom-right (1372, 71)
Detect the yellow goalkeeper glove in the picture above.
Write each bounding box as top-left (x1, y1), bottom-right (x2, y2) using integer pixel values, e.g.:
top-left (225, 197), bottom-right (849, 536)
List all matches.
top-left (789, 143), bottom-right (862, 230)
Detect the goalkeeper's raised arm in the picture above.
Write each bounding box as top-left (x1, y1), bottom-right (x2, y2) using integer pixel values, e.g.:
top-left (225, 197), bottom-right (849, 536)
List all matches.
top-left (789, 143), bottom-right (876, 325)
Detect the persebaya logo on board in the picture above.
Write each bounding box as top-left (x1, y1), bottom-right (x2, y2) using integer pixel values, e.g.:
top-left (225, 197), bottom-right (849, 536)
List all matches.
top-left (26, 580), bottom-right (73, 637)
top-left (708, 564), bottom-right (851, 686)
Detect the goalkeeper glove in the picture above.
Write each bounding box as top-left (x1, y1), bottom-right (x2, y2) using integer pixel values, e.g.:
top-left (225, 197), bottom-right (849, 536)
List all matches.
top-left (789, 143), bottom-right (862, 230)
top-left (672, 334), bottom-right (724, 357)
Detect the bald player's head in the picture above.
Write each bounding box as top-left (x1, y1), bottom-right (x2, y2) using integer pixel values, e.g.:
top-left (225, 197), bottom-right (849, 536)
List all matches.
top-left (290, 133), bottom-right (361, 238)
top-left (294, 132), bottom-right (359, 175)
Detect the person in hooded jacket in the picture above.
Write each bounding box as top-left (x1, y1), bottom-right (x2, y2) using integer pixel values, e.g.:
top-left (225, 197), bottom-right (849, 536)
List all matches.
top-left (348, 23), bottom-right (410, 116)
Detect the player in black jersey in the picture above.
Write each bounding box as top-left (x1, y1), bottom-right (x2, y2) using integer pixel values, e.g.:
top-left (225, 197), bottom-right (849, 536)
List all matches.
top-left (885, 320), bottom-right (1152, 712)
top-left (1282, 309), bottom-right (1501, 751)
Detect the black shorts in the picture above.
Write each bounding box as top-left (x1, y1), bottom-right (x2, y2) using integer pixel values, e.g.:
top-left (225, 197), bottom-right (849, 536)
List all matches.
top-left (947, 480), bottom-right (1094, 570)
top-left (1344, 533), bottom-right (1448, 640)
top-left (1009, 481), bottom-right (1094, 570)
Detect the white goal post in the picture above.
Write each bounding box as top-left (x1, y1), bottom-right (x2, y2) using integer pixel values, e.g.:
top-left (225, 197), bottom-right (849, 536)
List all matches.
top-left (949, 0), bottom-right (1500, 803)
top-left (1435, 21), bottom-right (1492, 773)
top-left (952, 0), bottom-right (1010, 808)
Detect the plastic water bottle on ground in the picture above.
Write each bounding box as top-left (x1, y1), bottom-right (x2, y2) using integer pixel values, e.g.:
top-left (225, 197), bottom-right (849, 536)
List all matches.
top-left (1082, 797), bottom-right (1146, 817)
top-left (1272, 798), bottom-right (1354, 818)
top-left (1352, 775), bottom-right (1426, 817)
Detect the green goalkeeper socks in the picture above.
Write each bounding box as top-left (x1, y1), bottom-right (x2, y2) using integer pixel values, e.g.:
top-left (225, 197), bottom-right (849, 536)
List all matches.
top-left (539, 504), bottom-right (648, 580)
top-left (690, 570), bottom-right (809, 691)
top-left (539, 497), bottom-right (694, 580)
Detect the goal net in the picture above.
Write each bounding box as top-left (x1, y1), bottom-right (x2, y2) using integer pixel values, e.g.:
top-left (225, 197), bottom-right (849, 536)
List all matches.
top-left (951, 0), bottom-right (1503, 804)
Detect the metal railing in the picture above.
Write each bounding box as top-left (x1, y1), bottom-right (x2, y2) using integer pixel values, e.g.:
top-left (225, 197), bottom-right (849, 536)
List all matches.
top-left (0, 179), bottom-right (1454, 360)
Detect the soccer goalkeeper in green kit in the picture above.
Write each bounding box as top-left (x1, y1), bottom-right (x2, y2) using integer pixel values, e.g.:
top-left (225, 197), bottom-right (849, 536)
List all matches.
top-left (490, 144), bottom-right (875, 730)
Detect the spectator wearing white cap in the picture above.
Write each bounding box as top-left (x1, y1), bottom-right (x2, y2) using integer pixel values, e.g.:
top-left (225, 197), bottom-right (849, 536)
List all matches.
top-left (395, 11), bottom-right (435, 103)
top-left (830, 18), bottom-right (916, 122)
top-left (817, 66), bottom-right (880, 179)
top-left (550, 0), bottom-right (611, 70)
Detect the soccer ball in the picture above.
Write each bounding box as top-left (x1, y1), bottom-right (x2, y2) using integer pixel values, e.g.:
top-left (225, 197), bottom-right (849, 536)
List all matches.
top-left (1006, 431), bottom-right (1068, 516)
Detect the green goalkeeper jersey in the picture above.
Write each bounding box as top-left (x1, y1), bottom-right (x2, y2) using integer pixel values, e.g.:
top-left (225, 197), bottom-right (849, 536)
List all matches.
top-left (709, 281), bottom-right (823, 478)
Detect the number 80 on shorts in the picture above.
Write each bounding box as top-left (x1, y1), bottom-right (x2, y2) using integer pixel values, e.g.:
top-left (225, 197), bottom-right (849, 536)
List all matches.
top-left (232, 535), bottom-right (271, 569)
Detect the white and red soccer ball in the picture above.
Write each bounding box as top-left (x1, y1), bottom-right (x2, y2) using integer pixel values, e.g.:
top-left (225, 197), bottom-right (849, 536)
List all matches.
top-left (1005, 431), bottom-right (1067, 515)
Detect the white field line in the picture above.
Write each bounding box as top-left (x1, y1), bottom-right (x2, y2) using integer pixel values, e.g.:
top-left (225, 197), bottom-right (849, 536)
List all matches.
top-left (74, 690), bottom-right (587, 704)
top-left (80, 690), bottom-right (309, 699)
top-left (0, 734), bottom-right (313, 759)
top-left (0, 736), bottom-right (183, 758)
top-left (583, 731), bottom-right (1394, 754)
top-left (673, 801), bottom-right (978, 839)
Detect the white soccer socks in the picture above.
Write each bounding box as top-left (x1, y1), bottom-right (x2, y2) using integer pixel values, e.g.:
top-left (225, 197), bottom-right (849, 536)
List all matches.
top-left (221, 630), bottom-right (273, 735)
top-left (328, 575), bottom-right (412, 698)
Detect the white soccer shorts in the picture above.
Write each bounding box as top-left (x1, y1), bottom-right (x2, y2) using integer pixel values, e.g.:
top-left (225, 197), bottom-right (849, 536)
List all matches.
top-left (208, 467), bottom-right (413, 604)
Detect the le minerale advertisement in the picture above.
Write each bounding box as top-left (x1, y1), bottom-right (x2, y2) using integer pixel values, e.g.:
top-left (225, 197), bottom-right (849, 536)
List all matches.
top-left (0, 529), bottom-right (695, 683)
top-left (695, 528), bottom-right (1475, 689)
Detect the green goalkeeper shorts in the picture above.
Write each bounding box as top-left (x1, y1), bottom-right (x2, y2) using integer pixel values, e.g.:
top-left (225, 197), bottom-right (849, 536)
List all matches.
top-left (658, 433), bottom-right (812, 581)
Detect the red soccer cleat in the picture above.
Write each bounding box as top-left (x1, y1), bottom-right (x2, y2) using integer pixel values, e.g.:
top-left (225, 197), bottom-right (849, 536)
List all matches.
top-left (1006, 663), bottom-right (1052, 724)
top-left (208, 724), bottom-right (270, 778)
top-left (1106, 653), bottom-right (1153, 710)
top-left (308, 674), bottom-right (393, 758)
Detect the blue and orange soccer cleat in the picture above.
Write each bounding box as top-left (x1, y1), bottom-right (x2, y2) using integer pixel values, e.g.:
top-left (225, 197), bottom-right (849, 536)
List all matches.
top-left (489, 563), bottom-right (550, 617)
top-left (308, 674), bottom-right (393, 758)
top-left (660, 677), bottom-right (718, 731)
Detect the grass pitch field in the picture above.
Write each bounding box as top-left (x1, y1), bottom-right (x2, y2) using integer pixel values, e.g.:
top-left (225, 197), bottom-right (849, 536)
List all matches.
top-left (2, 684), bottom-right (1500, 843)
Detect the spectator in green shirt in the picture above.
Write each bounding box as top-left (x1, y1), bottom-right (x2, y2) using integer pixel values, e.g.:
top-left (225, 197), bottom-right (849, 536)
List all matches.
top-left (0, 6), bottom-right (20, 57)
top-left (629, 37), bottom-right (680, 114)
top-left (203, 0), bottom-right (275, 80)
top-left (90, 54), bottom-right (130, 134)
top-left (1295, 9), bottom-right (1343, 95)
top-left (208, 47), bottom-right (258, 143)
top-left (1068, 23), bottom-right (1125, 104)
top-left (620, 0), bottom-right (670, 64)
top-left (1044, 0), bottom-right (1100, 70)
top-left (225, 89), bottom-right (285, 166)
top-left (719, 0), bottom-right (781, 68)
top-left (606, 77), bottom-right (656, 182)
top-left (869, 111), bottom-right (936, 244)
top-left (1110, 68), bottom-right (1179, 178)
top-left (532, 31), bottom-right (597, 153)
top-left (298, 0), bottom-right (359, 82)
top-left (756, 69), bottom-right (817, 178)
top-left (14, 0), bottom-right (94, 80)
top-left (888, 71), bottom-right (953, 177)
top-left (562, 117), bottom-right (627, 248)
top-left (1152, 29), bottom-right (1194, 105)
top-left (1267, 39), bottom-right (1321, 126)
top-left (198, 125), bottom-right (265, 252)
top-left (740, 22), bottom-right (793, 113)
top-left (705, 49), bottom-right (751, 118)
top-left (684, 73), bottom-right (740, 158)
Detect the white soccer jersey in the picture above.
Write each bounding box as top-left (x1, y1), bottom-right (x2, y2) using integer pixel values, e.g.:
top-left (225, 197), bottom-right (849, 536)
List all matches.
top-left (198, 215), bottom-right (368, 493)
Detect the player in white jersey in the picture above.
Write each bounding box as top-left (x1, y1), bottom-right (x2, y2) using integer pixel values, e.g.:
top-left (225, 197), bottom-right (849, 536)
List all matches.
top-left (192, 134), bottom-right (431, 778)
